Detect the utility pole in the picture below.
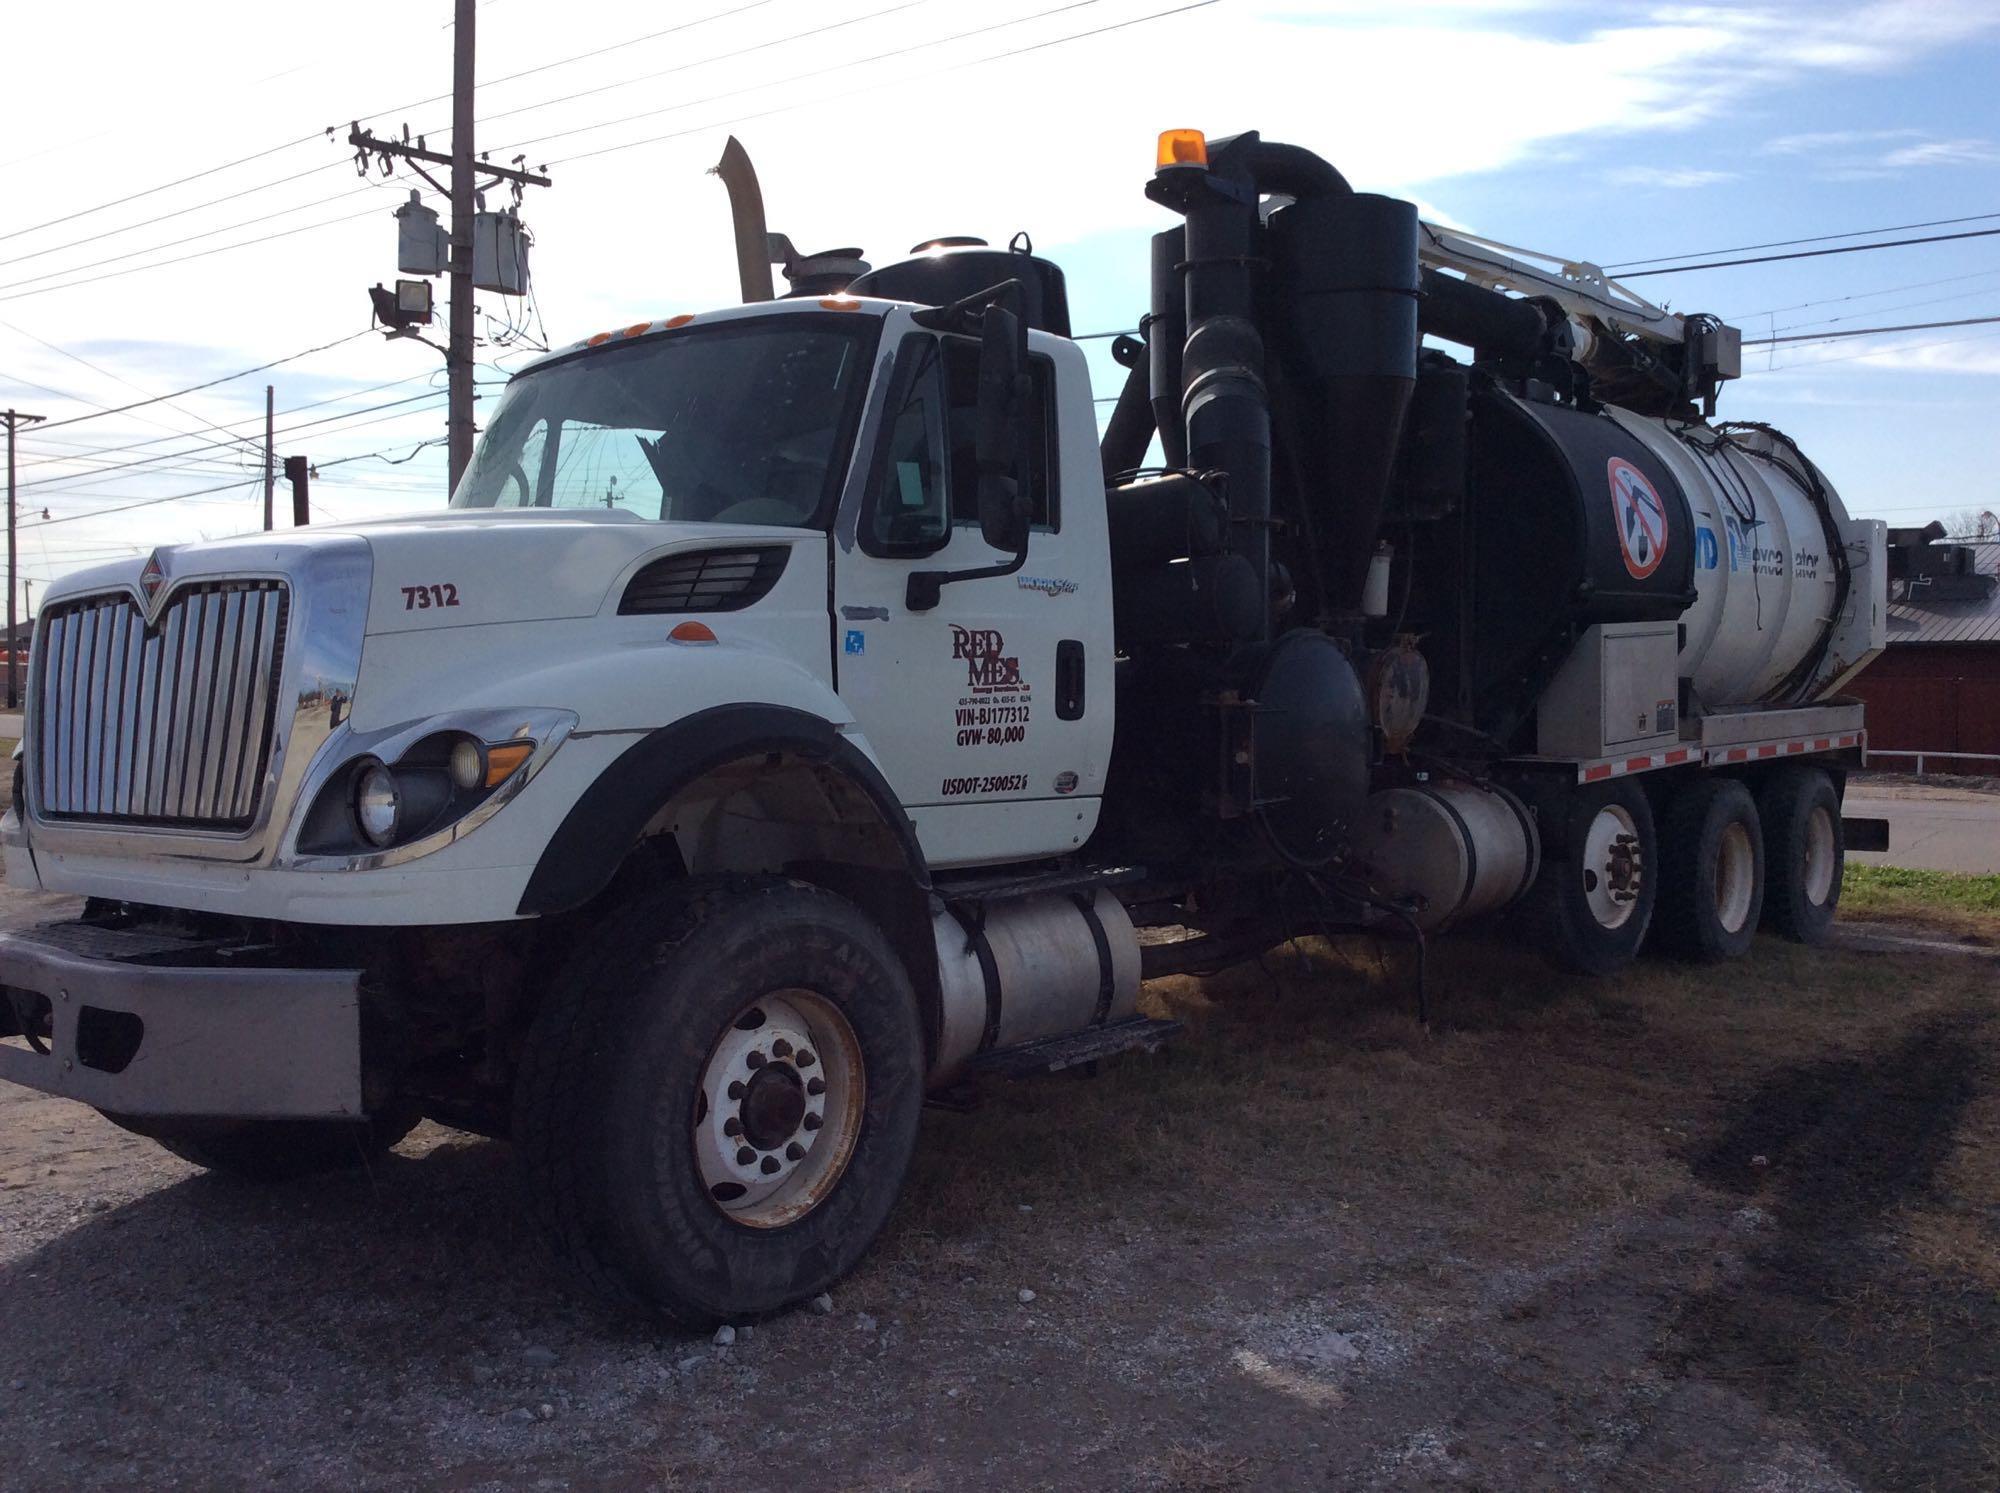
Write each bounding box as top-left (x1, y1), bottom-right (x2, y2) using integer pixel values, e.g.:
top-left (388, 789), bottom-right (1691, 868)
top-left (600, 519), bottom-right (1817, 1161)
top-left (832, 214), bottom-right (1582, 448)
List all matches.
top-left (262, 384), bottom-right (275, 531)
top-left (345, 8), bottom-right (551, 493)
top-left (3, 409), bottom-right (45, 711)
top-left (449, 0), bottom-right (476, 492)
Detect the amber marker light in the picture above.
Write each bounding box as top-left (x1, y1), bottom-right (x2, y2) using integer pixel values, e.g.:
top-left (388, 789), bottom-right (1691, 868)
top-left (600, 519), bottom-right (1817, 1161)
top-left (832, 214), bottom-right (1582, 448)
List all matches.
top-left (669, 620), bottom-right (719, 645)
top-left (1157, 129), bottom-right (1208, 169)
top-left (483, 742), bottom-right (535, 787)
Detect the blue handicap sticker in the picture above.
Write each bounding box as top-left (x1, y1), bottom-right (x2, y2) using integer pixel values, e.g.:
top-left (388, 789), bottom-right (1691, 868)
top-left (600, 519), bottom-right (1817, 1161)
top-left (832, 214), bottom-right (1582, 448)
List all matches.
top-left (844, 629), bottom-right (866, 655)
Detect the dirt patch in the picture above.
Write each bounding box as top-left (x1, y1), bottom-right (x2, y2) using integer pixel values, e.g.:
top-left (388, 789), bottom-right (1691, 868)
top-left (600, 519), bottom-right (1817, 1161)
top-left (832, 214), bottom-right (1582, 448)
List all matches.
top-left (1, 888), bottom-right (1997, 1490)
top-left (1674, 1018), bottom-right (1998, 1492)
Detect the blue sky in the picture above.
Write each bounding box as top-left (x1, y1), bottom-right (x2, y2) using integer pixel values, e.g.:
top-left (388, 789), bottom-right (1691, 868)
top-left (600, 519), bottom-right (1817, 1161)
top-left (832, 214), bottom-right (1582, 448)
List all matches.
top-left (2, 0), bottom-right (1997, 605)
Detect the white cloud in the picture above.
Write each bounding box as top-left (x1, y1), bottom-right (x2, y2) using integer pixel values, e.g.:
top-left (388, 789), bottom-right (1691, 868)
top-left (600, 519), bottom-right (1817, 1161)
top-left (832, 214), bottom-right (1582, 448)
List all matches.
top-left (1604, 165), bottom-right (1739, 188)
top-left (1880, 137), bottom-right (2000, 168)
top-left (1761, 127), bottom-right (1923, 154)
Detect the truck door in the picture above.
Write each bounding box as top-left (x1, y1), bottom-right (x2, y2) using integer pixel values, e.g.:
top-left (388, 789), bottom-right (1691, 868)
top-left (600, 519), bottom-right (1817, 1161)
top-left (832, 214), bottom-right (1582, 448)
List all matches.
top-left (832, 329), bottom-right (1108, 867)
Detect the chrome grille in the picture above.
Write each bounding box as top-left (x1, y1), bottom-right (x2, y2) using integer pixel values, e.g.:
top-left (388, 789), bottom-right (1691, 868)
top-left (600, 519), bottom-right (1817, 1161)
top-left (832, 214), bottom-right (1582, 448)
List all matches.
top-left (33, 581), bottom-right (290, 829)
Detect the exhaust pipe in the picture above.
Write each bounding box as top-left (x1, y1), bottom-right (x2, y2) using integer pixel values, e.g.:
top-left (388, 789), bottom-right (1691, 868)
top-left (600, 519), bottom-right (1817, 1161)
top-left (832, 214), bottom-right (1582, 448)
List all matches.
top-left (711, 136), bottom-right (775, 304)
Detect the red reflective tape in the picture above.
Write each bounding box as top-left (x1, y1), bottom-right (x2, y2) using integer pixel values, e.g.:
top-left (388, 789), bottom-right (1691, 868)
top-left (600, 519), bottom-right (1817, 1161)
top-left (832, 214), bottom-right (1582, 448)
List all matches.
top-left (1582, 764), bottom-right (1614, 782)
top-left (1627, 756), bottom-right (1654, 772)
top-left (1786, 741), bottom-right (1805, 753)
top-left (1813, 738), bottom-right (1830, 751)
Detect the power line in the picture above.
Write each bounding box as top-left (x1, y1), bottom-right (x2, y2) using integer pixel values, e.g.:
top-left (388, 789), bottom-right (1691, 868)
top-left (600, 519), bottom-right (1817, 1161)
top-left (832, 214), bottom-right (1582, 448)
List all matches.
top-left (2, 319), bottom-right (264, 460)
top-left (32, 331), bottom-right (369, 432)
top-left (14, 369), bottom-right (448, 470)
top-left (545, 0), bottom-right (1218, 168)
top-left (1616, 226), bottom-right (2000, 280)
top-left (496, 0), bottom-right (1109, 159)
top-left (0, 180), bottom-right (387, 291)
top-left (1605, 208), bottom-right (2000, 272)
top-left (356, 0), bottom-right (781, 135)
top-left (0, 136), bottom-right (325, 247)
top-left (1729, 266), bottom-right (2000, 323)
top-left (23, 476), bottom-right (265, 529)
top-left (1746, 313), bottom-right (2000, 346)
top-left (480, 0), bottom-right (933, 146)
top-left (0, 203), bottom-right (384, 305)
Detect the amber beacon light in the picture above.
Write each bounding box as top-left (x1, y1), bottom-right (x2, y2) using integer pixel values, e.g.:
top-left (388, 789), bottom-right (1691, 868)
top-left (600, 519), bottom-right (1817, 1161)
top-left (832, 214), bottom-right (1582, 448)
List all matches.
top-left (1156, 129), bottom-right (1208, 168)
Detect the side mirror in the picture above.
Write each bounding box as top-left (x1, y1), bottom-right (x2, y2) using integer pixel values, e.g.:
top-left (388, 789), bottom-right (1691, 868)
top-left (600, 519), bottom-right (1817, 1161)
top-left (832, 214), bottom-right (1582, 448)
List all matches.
top-left (975, 304), bottom-right (1031, 555)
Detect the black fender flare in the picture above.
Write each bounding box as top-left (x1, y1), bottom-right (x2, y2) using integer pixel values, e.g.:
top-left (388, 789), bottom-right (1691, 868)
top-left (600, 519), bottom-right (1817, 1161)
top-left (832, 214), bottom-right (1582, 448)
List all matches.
top-left (516, 705), bottom-right (929, 917)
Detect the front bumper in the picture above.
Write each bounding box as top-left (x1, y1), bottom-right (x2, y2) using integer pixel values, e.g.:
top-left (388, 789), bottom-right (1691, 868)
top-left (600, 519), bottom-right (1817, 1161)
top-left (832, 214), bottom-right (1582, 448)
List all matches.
top-left (0, 922), bottom-right (362, 1119)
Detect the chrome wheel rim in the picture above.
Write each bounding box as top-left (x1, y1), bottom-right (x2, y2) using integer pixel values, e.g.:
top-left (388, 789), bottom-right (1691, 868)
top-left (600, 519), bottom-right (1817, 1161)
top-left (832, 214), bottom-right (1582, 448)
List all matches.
top-left (693, 989), bottom-right (864, 1229)
top-left (1803, 804), bottom-right (1838, 906)
top-left (1714, 820), bottom-right (1757, 934)
top-left (1580, 804), bottom-right (1643, 930)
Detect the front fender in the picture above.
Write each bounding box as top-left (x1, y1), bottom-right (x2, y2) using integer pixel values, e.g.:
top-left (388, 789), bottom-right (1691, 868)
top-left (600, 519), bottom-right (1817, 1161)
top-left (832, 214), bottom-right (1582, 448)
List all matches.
top-left (516, 704), bottom-right (927, 916)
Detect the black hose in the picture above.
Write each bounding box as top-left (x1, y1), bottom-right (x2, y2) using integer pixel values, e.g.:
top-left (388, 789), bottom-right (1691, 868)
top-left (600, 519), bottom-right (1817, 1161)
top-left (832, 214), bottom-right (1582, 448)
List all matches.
top-left (1100, 353), bottom-right (1154, 483)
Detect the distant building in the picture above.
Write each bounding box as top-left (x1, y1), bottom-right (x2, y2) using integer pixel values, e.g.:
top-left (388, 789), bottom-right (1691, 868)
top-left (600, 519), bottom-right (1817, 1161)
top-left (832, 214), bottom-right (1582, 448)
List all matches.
top-left (1847, 522), bottom-right (2000, 773)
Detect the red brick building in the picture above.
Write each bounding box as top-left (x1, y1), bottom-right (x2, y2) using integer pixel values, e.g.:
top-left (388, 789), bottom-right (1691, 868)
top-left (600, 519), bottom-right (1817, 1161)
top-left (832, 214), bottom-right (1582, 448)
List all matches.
top-left (1847, 529), bottom-right (2000, 773)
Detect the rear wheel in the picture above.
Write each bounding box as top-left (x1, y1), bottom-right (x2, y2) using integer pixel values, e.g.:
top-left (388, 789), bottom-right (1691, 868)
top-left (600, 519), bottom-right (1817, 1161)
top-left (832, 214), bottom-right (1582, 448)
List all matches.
top-left (104, 1107), bottom-right (420, 1182)
top-left (1525, 778), bottom-right (1658, 976)
top-left (1656, 777), bottom-right (1764, 962)
top-left (513, 876), bottom-right (923, 1327)
top-left (1758, 767), bottom-right (1843, 944)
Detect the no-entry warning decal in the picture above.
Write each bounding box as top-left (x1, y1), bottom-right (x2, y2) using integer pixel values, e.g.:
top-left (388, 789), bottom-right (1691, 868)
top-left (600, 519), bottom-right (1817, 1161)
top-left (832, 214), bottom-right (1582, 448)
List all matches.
top-left (1608, 457), bottom-right (1668, 580)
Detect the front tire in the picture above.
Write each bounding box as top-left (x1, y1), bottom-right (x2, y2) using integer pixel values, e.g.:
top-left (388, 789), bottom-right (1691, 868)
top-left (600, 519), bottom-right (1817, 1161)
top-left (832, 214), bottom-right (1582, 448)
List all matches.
top-left (1758, 767), bottom-right (1843, 944)
top-left (1525, 778), bottom-right (1658, 976)
top-left (514, 876), bottom-right (924, 1327)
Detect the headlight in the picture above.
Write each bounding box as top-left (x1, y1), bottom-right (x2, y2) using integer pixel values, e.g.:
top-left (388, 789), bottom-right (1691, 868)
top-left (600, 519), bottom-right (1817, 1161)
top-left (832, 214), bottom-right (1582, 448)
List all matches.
top-left (447, 738), bottom-right (485, 792)
top-left (354, 763), bottom-right (402, 847)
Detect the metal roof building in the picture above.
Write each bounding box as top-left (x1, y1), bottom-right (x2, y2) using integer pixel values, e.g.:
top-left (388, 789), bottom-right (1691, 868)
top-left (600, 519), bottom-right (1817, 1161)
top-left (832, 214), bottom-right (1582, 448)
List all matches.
top-left (1851, 534), bottom-right (2000, 773)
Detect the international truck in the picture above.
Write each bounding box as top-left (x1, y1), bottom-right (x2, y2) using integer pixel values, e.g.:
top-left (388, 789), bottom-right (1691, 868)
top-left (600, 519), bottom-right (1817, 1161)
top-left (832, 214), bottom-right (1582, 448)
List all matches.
top-left (0, 131), bottom-right (1884, 1325)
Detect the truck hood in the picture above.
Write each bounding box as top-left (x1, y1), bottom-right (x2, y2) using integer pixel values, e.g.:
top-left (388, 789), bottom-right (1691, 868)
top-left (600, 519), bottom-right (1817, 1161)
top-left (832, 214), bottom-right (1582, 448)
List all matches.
top-left (39, 508), bottom-right (823, 634)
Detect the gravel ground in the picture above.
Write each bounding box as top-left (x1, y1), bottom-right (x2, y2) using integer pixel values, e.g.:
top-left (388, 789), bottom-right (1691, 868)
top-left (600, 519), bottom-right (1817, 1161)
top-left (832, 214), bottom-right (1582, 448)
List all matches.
top-left (2, 883), bottom-right (1995, 1492)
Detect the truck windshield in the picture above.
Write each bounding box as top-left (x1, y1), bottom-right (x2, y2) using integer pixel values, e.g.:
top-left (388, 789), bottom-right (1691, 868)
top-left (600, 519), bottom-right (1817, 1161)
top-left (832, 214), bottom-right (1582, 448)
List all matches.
top-left (450, 315), bottom-right (878, 526)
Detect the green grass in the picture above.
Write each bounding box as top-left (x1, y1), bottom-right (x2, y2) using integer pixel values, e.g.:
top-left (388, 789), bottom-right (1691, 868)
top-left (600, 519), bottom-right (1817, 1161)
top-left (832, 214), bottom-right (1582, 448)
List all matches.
top-left (1842, 865), bottom-right (2000, 938)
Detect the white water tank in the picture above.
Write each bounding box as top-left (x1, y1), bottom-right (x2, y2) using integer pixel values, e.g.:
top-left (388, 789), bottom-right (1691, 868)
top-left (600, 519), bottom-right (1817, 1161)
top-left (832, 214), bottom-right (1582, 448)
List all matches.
top-left (1609, 412), bottom-right (1885, 707)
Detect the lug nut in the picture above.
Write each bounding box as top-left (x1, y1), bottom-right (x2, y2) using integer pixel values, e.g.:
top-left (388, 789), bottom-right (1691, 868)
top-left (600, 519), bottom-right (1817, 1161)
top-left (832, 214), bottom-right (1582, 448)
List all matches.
top-left (795, 1050), bottom-right (816, 1068)
top-left (786, 1142), bottom-right (805, 1161)
top-left (772, 1038), bottom-right (792, 1058)
top-left (723, 1117), bottom-right (741, 1138)
top-left (803, 1113), bottom-right (822, 1132)
top-left (807, 1077), bottom-right (826, 1096)
top-left (736, 1146), bottom-right (755, 1166)
top-left (760, 1155), bottom-right (780, 1175)
top-left (745, 1050), bottom-right (767, 1070)
top-left (727, 1080), bottom-right (745, 1100)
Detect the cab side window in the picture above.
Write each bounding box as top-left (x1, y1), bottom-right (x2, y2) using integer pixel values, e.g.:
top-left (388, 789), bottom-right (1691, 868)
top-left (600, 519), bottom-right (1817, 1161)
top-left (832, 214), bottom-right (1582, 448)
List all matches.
top-left (863, 336), bottom-right (950, 554)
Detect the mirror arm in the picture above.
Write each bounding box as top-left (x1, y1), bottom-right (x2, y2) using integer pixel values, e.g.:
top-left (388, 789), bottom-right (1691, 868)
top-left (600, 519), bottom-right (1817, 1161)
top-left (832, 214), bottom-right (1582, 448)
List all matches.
top-left (905, 537), bottom-right (1028, 612)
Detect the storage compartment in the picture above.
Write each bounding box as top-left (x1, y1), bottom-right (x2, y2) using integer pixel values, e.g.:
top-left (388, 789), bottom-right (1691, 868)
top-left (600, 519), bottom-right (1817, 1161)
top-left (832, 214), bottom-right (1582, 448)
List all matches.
top-left (1536, 622), bottom-right (1679, 758)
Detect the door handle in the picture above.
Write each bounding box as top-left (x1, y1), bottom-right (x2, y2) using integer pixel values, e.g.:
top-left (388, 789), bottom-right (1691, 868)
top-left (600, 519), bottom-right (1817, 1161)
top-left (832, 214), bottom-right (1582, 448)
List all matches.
top-left (1056, 640), bottom-right (1085, 721)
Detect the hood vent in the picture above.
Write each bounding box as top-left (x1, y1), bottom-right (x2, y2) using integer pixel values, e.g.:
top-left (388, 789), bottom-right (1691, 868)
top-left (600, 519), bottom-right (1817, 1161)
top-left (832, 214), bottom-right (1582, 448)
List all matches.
top-left (618, 546), bottom-right (790, 615)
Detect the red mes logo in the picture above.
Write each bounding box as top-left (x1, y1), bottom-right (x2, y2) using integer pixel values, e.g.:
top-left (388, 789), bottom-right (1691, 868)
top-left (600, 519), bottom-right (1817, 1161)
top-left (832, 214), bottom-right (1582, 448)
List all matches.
top-left (950, 625), bottom-right (1023, 693)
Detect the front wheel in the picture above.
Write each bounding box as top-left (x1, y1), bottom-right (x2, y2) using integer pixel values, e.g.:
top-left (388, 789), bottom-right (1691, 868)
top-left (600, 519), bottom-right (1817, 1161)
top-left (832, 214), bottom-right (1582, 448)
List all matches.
top-left (513, 877), bottom-right (924, 1327)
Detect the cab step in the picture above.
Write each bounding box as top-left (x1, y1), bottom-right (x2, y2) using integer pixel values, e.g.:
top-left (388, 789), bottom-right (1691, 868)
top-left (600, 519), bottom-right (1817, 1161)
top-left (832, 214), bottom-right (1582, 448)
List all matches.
top-left (966, 1015), bottom-right (1183, 1078)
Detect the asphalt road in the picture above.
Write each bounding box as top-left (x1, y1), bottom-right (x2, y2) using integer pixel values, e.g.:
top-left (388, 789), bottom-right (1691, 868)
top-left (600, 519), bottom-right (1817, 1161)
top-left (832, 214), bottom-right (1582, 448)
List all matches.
top-left (1846, 787), bottom-right (2000, 875)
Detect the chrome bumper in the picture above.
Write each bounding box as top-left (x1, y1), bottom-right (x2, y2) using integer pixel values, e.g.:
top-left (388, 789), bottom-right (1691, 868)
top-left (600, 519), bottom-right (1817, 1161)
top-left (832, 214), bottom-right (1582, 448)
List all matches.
top-left (0, 922), bottom-right (362, 1119)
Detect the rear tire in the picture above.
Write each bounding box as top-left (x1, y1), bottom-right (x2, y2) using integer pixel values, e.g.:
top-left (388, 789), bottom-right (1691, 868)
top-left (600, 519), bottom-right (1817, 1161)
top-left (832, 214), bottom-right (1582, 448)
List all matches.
top-left (1758, 767), bottom-right (1843, 944)
top-left (1525, 778), bottom-right (1658, 976)
top-left (105, 1107), bottom-right (420, 1182)
top-left (1656, 777), bottom-right (1764, 962)
top-left (513, 876), bottom-right (924, 1327)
